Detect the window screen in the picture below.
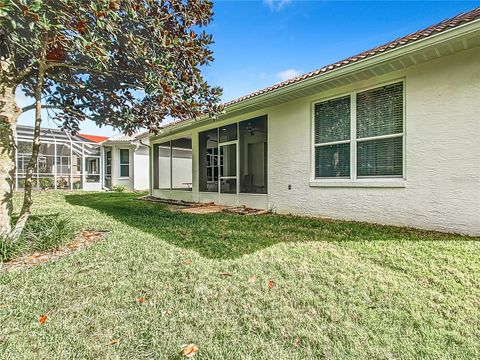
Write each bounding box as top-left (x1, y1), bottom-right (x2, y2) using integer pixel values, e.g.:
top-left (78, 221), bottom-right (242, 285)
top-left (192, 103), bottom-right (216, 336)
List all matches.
top-left (239, 116), bottom-right (267, 194)
top-left (171, 138), bottom-right (192, 191)
top-left (356, 83), bottom-right (403, 139)
top-left (315, 95), bottom-right (350, 144)
top-left (199, 129), bottom-right (219, 192)
top-left (356, 82), bottom-right (403, 177)
top-left (313, 82), bottom-right (404, 180)
top-left (219, 123), bottom-right (237, 143)
top-left (315, 143), bottom-right (350, 178)
top-left (157, 142), bottom-right (171, 189)
top-left (314, 95), bottom-right (351, 178)
top-left (357, 137), bottom-right (403, 177)
top-left (106, 151), bottom-right (111, 175)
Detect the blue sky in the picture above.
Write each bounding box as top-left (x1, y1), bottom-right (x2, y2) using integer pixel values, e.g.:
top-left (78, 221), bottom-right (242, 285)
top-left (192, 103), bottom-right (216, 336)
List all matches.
top-left (17, 0), bottom-right (480, 136)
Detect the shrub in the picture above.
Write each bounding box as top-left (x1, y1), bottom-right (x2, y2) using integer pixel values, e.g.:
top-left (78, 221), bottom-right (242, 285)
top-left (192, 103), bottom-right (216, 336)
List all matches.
top-left (39, 177), bottom-right (54, 190)
top-left (18, 178), bottom-right (38, 189)
top-left (73, 181), bottom-right (82, 190)
top-left (112, 185), bottom-right (126, 192)
top-left (1, 215), bottom-right (77, 263)
top-left (22, 215), bottom-right (76, 252)
top-left (57, 177), bottom-right (68, 189)
top-left (0, 235), bottom-right (27, 262)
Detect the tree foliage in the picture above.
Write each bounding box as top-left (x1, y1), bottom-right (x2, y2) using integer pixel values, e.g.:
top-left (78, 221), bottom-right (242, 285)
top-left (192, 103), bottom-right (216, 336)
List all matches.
top-left (0, 0), bottom-right (222, 134)
top-left (0, 0), bottom-right (222, 238)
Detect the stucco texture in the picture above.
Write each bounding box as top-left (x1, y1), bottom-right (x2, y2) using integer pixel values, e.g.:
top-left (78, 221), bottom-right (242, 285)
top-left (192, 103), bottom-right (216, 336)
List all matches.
top-left (268, 47), bottom-right (480, 235)
top-left (151, 47), bottom-right (480, 235)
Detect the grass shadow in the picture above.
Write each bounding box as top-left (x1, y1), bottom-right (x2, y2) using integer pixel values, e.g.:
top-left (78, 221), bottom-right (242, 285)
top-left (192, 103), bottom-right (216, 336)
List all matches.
top-left (65, 192), bottom-right (477, 260)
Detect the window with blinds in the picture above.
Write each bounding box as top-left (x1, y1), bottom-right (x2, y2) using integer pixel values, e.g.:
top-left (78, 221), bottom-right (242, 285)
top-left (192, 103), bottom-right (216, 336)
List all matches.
top-left (356, 83), bottom-right (403, 177)
top-left (314, 96), bottom-right (351, 178)
top-left (313, 81), bottom-right (404, 180)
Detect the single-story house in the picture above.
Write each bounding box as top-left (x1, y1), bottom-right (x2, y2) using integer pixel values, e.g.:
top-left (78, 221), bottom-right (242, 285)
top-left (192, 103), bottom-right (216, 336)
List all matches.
top-left (15, 125), bottom-right (149, 191)
top-left (148, 7), bottom-right (480, 235)
top-left (101, 132), bottom-right (150, 191)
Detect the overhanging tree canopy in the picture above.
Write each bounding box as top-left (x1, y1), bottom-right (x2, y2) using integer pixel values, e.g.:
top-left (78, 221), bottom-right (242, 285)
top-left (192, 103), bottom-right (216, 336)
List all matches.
top-left (0, 0), bottom-right (222, 237)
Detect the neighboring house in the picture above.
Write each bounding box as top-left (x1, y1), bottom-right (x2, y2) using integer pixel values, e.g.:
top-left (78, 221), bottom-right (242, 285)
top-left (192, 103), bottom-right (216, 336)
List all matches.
top-left (101, 132), bottom-right (150, 191)
top-left (148, 8), bottom-right (480, 235)
top-left (14, 126), bottom-right (150, 191)
top-left (15, 125), bottom-right (105, 191)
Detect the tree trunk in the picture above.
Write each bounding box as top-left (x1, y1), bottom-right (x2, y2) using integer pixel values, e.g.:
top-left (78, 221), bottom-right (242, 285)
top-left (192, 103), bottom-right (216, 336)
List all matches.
top-left (0, 85), bottom-right (20, 236)
top-left (10, 64), bottom-right (46, 239)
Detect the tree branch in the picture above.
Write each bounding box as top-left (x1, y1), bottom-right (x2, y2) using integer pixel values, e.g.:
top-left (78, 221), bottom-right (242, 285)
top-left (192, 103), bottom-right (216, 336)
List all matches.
top-left (47, 73), bottom-right (86, 89)
top-left (13, 62), bottom-right (37, 84)
top-left (21, 104), bottom-right (58, 113)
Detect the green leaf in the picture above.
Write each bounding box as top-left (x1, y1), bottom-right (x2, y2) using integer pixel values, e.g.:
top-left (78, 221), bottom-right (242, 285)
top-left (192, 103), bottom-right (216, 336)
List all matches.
top-left (31, 0), bottom-right (42, 12)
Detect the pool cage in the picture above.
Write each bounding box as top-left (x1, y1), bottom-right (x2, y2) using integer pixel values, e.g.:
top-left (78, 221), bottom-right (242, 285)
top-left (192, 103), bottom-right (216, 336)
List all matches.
top-left (15, 125), bottom-right (103, 191)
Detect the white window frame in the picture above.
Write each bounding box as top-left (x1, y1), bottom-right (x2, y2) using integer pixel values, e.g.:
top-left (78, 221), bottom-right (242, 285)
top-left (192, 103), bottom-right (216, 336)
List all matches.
top-left (206, 147), bottom-right (221, 182)
top-left (119, 148), bottom-right (130, 179)
top-left (310, 79), bottom-right (406, 188)
top-left (218, 137), bottom-right (239, 196)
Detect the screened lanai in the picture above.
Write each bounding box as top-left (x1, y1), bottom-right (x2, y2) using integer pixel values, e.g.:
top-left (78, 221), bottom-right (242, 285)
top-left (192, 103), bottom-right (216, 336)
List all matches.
top-left (151, 115), bottom-right (268, 208)
top-left (198, 115), bottom-right (268, 195)
top-left (15, 125), bottom-right (103, 191)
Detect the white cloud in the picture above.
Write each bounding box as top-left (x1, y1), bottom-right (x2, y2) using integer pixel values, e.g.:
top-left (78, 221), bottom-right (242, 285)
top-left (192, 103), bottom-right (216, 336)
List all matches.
top-left (276, 68), bottom-right (302, 81)
top-left (264, 0), bottom-right (292, 11)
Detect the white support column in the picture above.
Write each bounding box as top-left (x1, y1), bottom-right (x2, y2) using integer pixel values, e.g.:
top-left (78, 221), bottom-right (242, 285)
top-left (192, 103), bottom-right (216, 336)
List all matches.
top-left (236, 123), bottom-right (240, 206)
top-left (169, 143), bottom-right (172, 190)
top-left (216, 130), bottom-right (220, 204)
top-left (191, 133), bottom-right (199, 201)
top-left (100, 146), bottom-right (104, 190)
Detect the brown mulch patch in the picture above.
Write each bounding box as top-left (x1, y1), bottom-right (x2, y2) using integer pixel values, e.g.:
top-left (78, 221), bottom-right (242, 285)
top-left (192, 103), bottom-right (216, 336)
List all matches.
top-left (0, 230), bottom-right (107, 272)
top-left (138, 196), bottom-right (271, 216)
top-left (222, 206), bottom-right (271, 216)
top-left (181, 204), bottom-right (226, 214)
top-left (136, 195), bottom-right (194, 207)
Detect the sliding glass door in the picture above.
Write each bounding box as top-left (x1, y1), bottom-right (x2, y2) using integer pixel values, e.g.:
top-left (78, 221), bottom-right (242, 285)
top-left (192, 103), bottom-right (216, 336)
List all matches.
top-left (199, 115), bottom-right (267, 204)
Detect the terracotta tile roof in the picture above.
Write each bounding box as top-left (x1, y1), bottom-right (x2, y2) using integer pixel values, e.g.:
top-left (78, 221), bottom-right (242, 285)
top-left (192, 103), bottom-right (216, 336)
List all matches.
top-left (159, 6), bottom-right (480, 131)
top-left (77, 134), bottom-right (109, 143)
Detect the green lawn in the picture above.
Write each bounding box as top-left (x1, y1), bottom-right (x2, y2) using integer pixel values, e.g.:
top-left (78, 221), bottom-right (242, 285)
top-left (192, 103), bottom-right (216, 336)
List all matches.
top-left (1, 191), bottom-right (479, 359)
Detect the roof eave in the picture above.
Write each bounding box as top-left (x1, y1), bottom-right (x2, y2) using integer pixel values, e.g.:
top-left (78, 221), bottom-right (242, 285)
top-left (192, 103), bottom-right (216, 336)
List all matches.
top-left (102, 140), bottom-right (135, 146)
top-left (150, 18), bottom-right (480, 140)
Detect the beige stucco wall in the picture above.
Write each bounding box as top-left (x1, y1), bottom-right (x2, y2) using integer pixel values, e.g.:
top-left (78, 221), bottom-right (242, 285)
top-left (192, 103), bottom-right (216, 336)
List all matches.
top-left (152, 46), bottom-right (480, 235)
